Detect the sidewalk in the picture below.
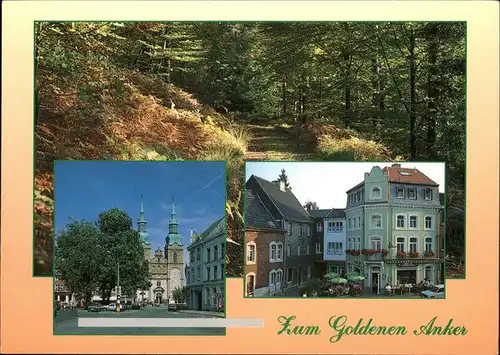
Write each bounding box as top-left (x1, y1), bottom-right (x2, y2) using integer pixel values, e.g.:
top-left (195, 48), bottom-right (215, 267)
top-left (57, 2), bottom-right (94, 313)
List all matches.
top-left (177, 310), bottom-right (225, 318)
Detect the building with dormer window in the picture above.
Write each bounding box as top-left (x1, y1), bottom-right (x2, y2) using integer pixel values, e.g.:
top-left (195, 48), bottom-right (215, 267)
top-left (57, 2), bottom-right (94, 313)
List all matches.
top-left (345, 164), bottom-right (444, 294)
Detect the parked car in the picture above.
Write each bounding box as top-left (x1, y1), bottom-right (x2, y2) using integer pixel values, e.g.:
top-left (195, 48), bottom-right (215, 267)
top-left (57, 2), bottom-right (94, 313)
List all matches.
top-left (167, 303), bottom-right (178, 311)
top-left (131, 304), bottom-right (141, 310)
top-left (421, 284), bottom-right (445, 298)
top-left (105, 303), bottom-right (117, 311)
top-left (87, 303), bottom-right (103, 312)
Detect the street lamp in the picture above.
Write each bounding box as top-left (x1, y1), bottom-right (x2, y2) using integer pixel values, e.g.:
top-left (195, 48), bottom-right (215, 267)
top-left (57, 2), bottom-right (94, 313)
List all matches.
top-left (165, 235), bottom-right (170, 310)
top-left (107, 250), bottom-right (130, 313)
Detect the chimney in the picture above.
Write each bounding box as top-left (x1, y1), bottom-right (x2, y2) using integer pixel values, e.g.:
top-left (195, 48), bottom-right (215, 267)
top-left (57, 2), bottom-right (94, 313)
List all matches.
top-left (279, 180), bottom-right (286, 192)
top-left (305, 204), bottom-right (311, 212)
top-left (364, 172), bottom-right (369, 179)
top-left (392, 163), bottom-right (401, 168)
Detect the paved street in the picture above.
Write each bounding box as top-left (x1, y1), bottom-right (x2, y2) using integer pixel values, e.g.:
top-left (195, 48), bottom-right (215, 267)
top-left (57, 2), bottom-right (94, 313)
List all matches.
top-left (54, 308), bottom-right (226, 336)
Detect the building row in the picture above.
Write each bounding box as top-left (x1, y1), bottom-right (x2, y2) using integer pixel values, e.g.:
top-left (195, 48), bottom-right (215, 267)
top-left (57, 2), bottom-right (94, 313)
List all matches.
top-left (244, 164), bottom-right (446, 297)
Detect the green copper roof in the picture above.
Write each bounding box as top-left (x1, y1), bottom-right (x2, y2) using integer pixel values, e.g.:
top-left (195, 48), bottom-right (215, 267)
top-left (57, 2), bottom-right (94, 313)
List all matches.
top-left (166, 198), bottom-right (183, 246)
top-left (137, 195), bottom-right (150, 244)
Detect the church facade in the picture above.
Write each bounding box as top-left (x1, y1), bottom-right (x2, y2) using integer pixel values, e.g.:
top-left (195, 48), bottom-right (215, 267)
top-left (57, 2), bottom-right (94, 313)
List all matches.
top-left (135, 196), bottom-right (185, 304)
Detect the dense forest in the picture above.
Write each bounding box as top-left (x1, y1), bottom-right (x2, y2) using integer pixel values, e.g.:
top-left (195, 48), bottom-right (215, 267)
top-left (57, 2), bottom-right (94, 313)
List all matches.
top-left (34, 22), bottom-right (466, 278)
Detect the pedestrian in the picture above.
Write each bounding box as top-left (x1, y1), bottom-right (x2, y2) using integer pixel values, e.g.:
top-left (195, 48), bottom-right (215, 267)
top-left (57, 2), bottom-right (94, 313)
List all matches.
top-left (385, 283), bottom-right (392, 296)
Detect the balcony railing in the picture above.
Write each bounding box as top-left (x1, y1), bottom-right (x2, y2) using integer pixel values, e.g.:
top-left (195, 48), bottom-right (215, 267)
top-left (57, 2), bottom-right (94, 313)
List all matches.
top-left (345, 249), bottom-right (443, 263)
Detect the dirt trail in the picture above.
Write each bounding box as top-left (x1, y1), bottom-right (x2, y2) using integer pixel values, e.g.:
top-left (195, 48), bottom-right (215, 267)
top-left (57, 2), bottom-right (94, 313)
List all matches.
top-left (243, 124), bottom-right (314, 161)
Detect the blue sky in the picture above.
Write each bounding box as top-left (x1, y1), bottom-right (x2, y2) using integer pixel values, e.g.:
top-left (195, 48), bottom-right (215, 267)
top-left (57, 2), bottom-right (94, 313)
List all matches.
top-left (246, 162), bottom-right (445, 209)
top-left (54, 161), bottom-right (226, 266)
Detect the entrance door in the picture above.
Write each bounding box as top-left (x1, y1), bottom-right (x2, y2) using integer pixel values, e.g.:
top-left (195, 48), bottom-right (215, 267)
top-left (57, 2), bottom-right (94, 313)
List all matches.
top-left (297, 266), bottom-right (303, 285)
top-left (197, 291), bottom-right (202, 310)
top-left (371, 272), bottom-right (379, 293)
top-left (155, 293), bottom-right (162, 304)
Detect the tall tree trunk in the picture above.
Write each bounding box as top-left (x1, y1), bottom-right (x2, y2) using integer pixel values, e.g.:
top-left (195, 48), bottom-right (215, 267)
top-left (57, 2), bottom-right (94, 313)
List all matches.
top-left (281, 80), bottom-right (287, 118)
top-left (409, 28), bottom-right (417, 159)
top-left (426, 24), bottom-right (439, 159)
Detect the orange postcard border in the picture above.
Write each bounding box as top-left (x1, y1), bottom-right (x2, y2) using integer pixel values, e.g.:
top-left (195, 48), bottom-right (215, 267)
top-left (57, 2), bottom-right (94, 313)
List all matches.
top-left (1, 1), bottom-right (499, 354)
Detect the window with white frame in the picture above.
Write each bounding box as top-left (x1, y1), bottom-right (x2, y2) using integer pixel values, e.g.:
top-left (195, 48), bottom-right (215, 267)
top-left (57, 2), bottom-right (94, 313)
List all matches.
top-left (277, 242), bottom-right (283, 261)
top-left (396, 237), bottom-right (405, 252)
top-left (276, 269), bottom-right (283, 285)
top-left (306, 244), bottom-right (310, 255)
top-left (287, 244), bottom-right (292, 256)
top-left (327, 242), bottom-right (343, 254)
top-left (316, 222), bottom-right (323, 232)
top-left (371, 237), bottom-right (382, 251)
top-left (297, 224), bottom-right (301, 236)
top-left (327, 221), bottom-right (343, 232)
top-left (315, 242), bottom-right (321, 254)
top-left (353, 218), bottom-right (357, 229)
top-left (270, 242), bottom-right (277, 262)
top-left (357, 217), bottom-right (361, 229)
top-left (269, 270), bottom-right (277, 286)
top-left (246, 242), bottom-right (256, 264)
top-left (307, 225), bottom-right (311, 236)
top-left (409, 237), bottom-right (418, 253)
top-left (396, 186), bottom-right (405, 198)
top-left (348, 219), bottom-right (352, 229)
top-left (307, 264), bottom-right (311, 279)
top-left (371, 186), bottom-right (381, 198)
top-left (328, 265), bottom-right (344, 274)
top-left (408, 187), bottom-right (417, 200)
top-left (424, 216), bottom-right (433, 229)
top-left (347, 237), bottom-right (352, 250)
top-left (409, 215), bottom-right (418, 229)
top-left (356, 237), bottom-right (361, 250)
top-left (286, 221), bottom-right (292, 234)
top-left (425, 188), bottom-right (433, 201)
top-left (396, 215), bottom-right (405, 228)
top-left (371, 215), bottom-right (382, 229)
top-left (297, 246), bottom-right (301, 256)
top-left (425, 237), bottom-right (433, 252)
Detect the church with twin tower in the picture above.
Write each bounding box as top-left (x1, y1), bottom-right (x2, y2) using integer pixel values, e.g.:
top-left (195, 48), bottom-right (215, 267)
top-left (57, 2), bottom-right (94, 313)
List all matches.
top-left (135, 195), bottom-right (185, 304)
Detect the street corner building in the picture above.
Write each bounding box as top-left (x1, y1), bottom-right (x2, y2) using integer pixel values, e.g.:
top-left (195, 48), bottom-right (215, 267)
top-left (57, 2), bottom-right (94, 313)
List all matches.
top-left (244, 175), bottom-right (314, 297)
top-left (185, 217), bottom-right (226, 312)
top-left (344, 164), bottom-right (445, 294)
top-left (136, 196), bottom-right (185, 304)
top-left (243, 163), bottom-right (445, 298)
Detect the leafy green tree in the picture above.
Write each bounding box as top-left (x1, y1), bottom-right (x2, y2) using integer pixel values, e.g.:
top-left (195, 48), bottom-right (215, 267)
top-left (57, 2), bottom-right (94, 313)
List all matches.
top-left (96, 209), bottom-right (151, 301)
top-left (54, 220), bottom-right (103, 304)
top-left (54, 209), bottom-right (151, 303)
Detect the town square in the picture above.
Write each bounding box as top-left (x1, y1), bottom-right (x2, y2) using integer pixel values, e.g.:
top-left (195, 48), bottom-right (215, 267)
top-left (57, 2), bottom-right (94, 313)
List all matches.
top-left (53, 161), bottom-right (226, 335)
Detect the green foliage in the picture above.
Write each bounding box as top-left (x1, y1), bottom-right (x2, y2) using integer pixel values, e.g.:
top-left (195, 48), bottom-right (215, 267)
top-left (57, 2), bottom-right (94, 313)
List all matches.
top-left (172, 286), bottom-right (190, 303)
top-left (55, 209), bottom-right (151, 302)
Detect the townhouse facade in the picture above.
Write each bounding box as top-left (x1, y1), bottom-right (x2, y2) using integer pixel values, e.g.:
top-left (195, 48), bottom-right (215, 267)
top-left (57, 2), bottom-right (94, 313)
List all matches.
top-left (245, 175), bottom-right (315, 297)
top-left (245, 188), bottom-right (285, 296)
top-left (345, 164), bottom-right (444, 294)
top-left (309, 207), bottom-right (347, 276)
top-left (186, 217), bottom-right (226, 311)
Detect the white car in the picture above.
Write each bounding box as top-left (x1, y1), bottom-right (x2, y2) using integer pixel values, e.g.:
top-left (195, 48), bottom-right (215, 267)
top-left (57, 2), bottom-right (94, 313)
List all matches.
top-left (105, 303), bottom-right (117, 311)
top-left (421, 284), bottom-right (445, 298)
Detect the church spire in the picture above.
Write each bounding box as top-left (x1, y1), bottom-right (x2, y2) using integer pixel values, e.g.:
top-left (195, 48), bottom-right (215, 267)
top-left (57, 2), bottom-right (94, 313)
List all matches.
top-left (137, 194), bottom-right (150, 244)
top-left (169, 196), bottom-right (178, 234)
top-left (166, 195), bottom-right (183, 246)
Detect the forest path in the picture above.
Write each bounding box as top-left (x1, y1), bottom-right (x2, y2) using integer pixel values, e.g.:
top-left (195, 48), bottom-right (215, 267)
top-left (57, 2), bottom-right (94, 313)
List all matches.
top-left (244, 124), bottom-right (315, 161)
